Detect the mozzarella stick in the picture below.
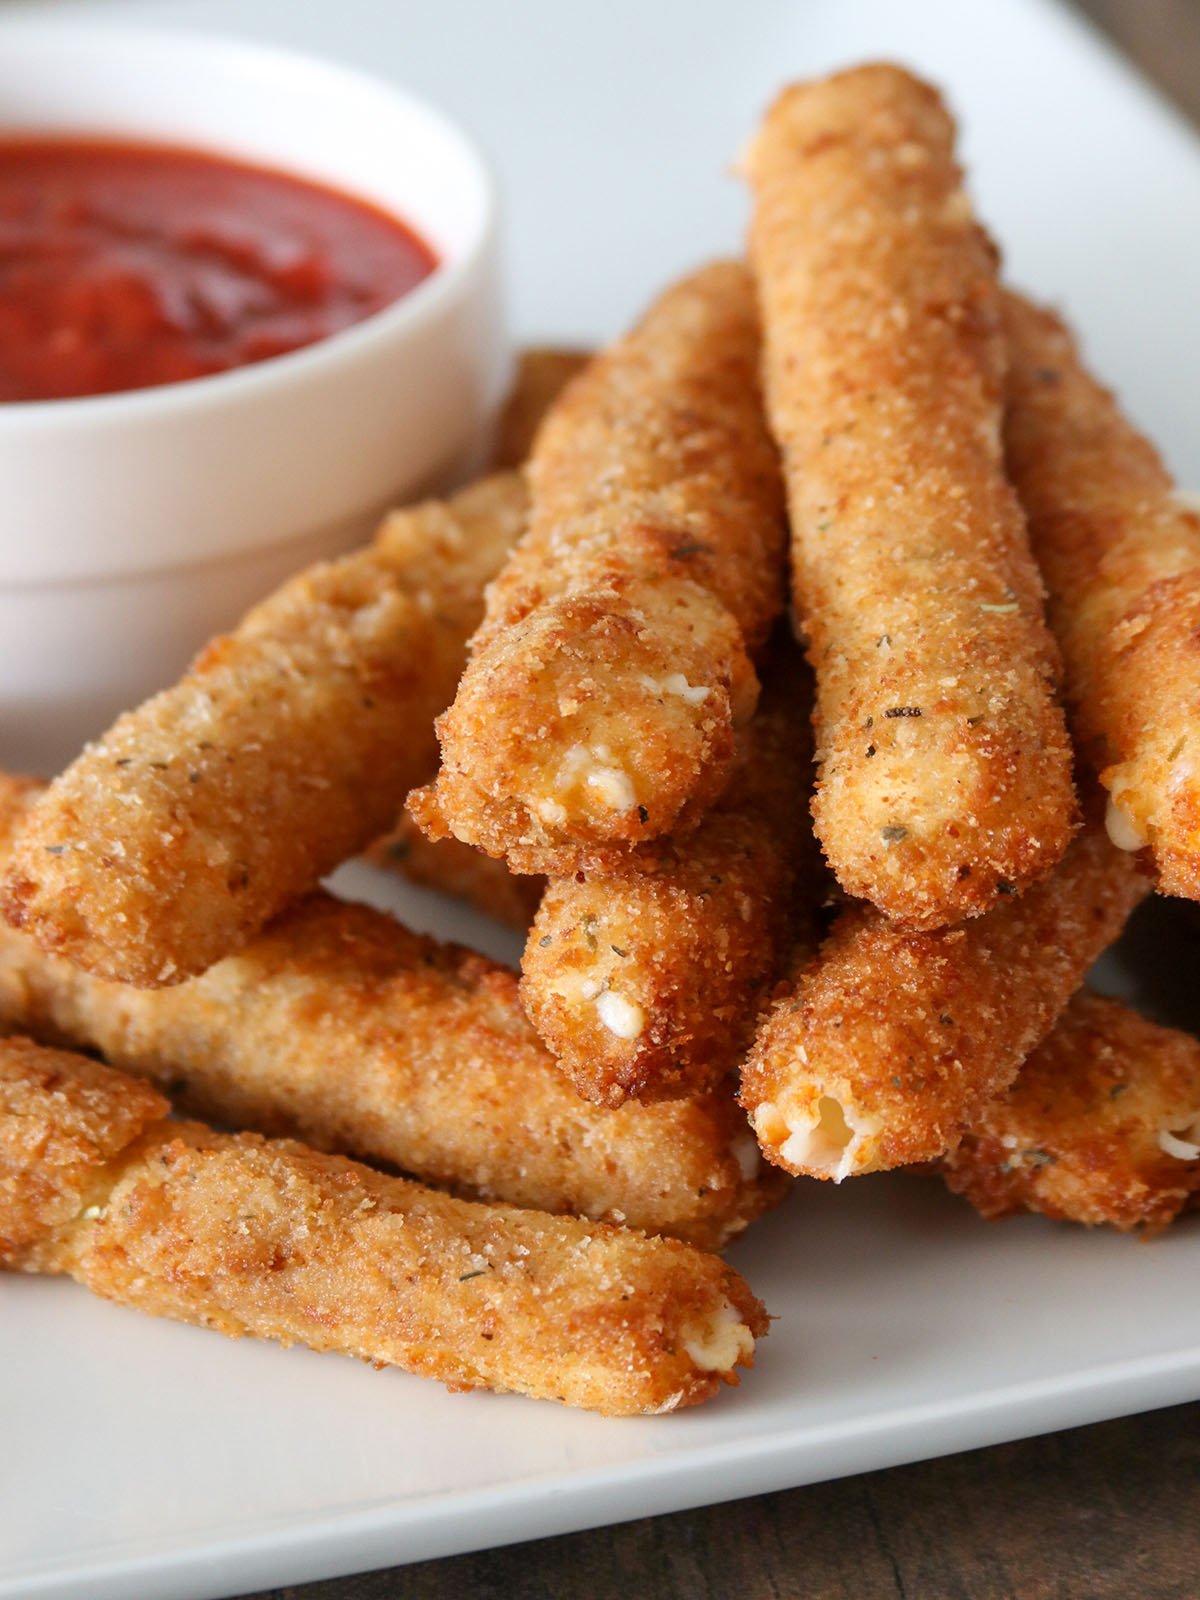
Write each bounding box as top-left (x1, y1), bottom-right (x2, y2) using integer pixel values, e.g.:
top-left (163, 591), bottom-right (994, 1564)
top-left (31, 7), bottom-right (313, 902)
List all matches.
top-left (742, 815), bottom-right (1151, 1180)
top-left (367, 348), bottom-right (598, 925)
top-left (368, 813), bottom-right (545, 931)
top-left (520, 657), bottom-right (815, 1106)
top-left (942, 992), bottom-right (1200, 1232)
top-left (489, 346), bottom-right (593, 470)
top-left (411, 261), bottom-right (787, 875)
top-left (1002, 291), bottom-right (1200, 898)
top-left (745, 65), bottom-right (1076, 929)
top-left (0, 779), bottom-right (780, 1247)
top-left (0, 1039), bottom-right (766, 1415)
top-left (1, 473), bottom-right (528, 988)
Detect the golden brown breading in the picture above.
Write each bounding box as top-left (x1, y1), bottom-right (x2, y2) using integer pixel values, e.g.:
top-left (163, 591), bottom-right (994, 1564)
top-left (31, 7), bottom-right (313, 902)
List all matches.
top-left (489, 347), bottom-right (593, 469)
top-left (1002, 291), bottom-right (1200, 899)
top-left (411, 261), bottom-right (787, 875)
top-left (520, 651), bottom-right (816, 1106)
top-left (0, 473), bottom-right (528, 988)
top-left (367, 347), bottom-right (590, 922)
top-left (741, 815), bottom-right (1150, 1179)
top-left (0, 775), bottom-right (781, 1248)
top-left (942, 992), bottom-right (1200, 1231)
top-left (0, 1034), bottom-right (167, 1262)
top-left (367, 812), bottom-right (545, 931)
top-left (1, 341), bottom-right (591, 989)
top-left (744, 65), bottom-right (1076, 929)
top-left (1, 1040), bottom-right (767, 1415)
top-left (1, 476), bottom-right (524, 985)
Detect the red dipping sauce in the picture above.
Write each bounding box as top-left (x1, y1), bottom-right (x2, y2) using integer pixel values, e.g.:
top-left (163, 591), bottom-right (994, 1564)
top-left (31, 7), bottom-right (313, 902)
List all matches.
top-left (0, 137), bottom-right (438, 402)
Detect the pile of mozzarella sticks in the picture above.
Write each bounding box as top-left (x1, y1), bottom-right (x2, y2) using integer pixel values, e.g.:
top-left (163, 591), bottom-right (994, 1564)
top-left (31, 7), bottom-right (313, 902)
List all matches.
top-left (2, 63), bottom-right (1199, 1417)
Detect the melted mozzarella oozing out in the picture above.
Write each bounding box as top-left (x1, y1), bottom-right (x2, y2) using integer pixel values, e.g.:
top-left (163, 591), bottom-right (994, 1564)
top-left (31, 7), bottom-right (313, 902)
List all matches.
top-left (640, 672), bottom-right (711, 705)
top-left (681, 1298), bottom-right (755, 1372)
top-left (755, 1093), bottom-right (879, 1182)
top-left (1158, 1112), bottom-right (1200, 1162)
top-left (596, 990), bottom-right (645, 1040)
top-left (556, 743), bottom-right (638, 814)
top-left (1105, 792), bottom-right (1146, 853)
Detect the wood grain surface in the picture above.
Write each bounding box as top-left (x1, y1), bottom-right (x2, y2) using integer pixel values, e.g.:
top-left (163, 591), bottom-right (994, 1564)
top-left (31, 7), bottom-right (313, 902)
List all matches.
top-left (243, 7), bottom-right (1200, 1596)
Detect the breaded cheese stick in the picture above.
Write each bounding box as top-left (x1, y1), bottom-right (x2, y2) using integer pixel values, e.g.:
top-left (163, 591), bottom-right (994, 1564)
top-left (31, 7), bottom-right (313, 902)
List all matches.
top-left (411, 261), bottom-right (787, 875)
top-left (489, 347), bottom-right (593, 470)
top-left (0, 1039), bottom-right (766, 1415)
top-left (745, 65), bottom-right (1076, 929)
top-left (941, 992), bottom-right (1200, 1232)
top-left (1, 474), bottom-right (528, 987)
top-left (1002, 291), bottom-right (1200, 899)
top-left (520, 655), bottom-right (816, 1106)
top-left (364, 347), bottom-right (591, 923)
top-left (0, 779), bottom-right (780, 1248)
top-left (366, 347), bottom-right (595, 925)
top-left (368, 812), bottom-right (545, 931)
top-left (742, 815), bottom-right (1151, 1180)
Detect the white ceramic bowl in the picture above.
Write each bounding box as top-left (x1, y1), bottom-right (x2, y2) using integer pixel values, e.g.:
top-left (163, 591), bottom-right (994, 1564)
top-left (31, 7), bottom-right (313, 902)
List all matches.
top-left (0, 22), bottom-right (508, 774)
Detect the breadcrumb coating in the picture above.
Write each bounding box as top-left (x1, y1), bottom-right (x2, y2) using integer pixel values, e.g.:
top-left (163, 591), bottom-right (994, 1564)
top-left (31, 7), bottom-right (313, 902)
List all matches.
top-left (0, 778), bottom-right (781, 1248)
top-left (1, 474), bottom-right (528, 987)
top-left (0, 1034), bottom-right (167, 1263)
top-left (489, 347), bottom-right (593, 470)
top-left (373, 348), bottom-right (599, 922)
top-left (744, 65), bottom-right (1076, 929)
top-left (1, 1040), bottom-right (767, 1415)
top-left (942, 992), bottom-right (1200, 1232)
top-left (520, 648), bottom-right (816, 1105)
top-left (1002, 291), bottom-right (1200, 900)
top-left (413, 261), bottom-right (787, 873)
top-left (741, 814), bottom-right (1150, 1179)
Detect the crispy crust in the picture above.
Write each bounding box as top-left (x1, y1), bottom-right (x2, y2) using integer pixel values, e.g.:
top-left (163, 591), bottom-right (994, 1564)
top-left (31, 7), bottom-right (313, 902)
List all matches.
top-left (1002, 291), bottom-right (1200, 899)
top-left (741, 814), bottom-right (1150, 1178)
top-left (0, 1035), bottom-right (166, 1262)
top-left (367, 813), bottom-right (545, 931)
top-left (745, 65), bottom-right (1076, 929)
top-left (1, 1040), bottom-right (767, 1415)
top-left (0, 473), bottom-right (528, 987)
top-left (520, 648), bottom-right (817, 1105)
top-left (0, 777), bottom-right (783, 1248)
top-left (133, 343), bottom-right (586, 940)
top-left (413, 261), bottom-right (787, 873)
top-left (942, 992), bottom-right (1200, 1231)
top-left (489, 347), bottom-right (594, 470)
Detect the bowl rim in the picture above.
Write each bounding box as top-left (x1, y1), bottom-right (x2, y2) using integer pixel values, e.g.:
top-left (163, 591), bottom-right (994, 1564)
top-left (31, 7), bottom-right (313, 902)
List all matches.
top-left (0, 19), bottom-right (500, 432)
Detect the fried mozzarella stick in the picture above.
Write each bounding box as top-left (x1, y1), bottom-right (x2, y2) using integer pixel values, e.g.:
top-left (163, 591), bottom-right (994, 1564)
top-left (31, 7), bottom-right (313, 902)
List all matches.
top-left (1003, 292), bottom-right (1200, 899)
top-left (742, 817), bottom-right (1151, 1180)
top-left (412, 262), bottom-right (787, 875)
top-left (1, 473), bottom-right (528, 988)
top-left (521, 663), bottom-right (815, 1106)
top-left (490, 347), bottom-right (593, 469)
top-left (942, 993), bottom-right (1200, 1232)
top-left (370, 347), bottom-right (597, 924)
top-left (745, 65), bottom-right (1076, 928)
top-left (0, 779), bottom-right (779, 1248)
top-left (0, 1040), bottom-right (765, 1415)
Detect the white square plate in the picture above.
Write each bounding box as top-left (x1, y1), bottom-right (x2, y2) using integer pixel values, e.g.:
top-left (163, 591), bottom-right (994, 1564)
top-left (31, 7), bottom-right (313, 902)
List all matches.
top-left (3, 2), bottom-right (1199, 1597)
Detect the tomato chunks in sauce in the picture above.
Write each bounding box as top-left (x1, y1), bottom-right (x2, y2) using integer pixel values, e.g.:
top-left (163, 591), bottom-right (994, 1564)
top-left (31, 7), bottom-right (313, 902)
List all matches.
top-left (0, 137), bottom-right (437, 402)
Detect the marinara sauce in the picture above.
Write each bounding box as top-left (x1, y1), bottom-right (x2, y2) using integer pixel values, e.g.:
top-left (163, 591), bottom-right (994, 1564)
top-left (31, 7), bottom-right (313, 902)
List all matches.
top-left (0, 137), bottom-right (438, 402)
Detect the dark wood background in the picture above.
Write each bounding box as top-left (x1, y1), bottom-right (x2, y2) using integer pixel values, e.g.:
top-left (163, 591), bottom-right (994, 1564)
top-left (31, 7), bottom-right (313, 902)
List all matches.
top-left (245, 7), bottom-right (1200, 1596)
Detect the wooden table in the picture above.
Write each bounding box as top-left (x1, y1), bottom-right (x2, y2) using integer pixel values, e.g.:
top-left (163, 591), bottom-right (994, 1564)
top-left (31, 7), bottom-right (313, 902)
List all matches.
top-left (245, 8), bottom-right (1200, 1595)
